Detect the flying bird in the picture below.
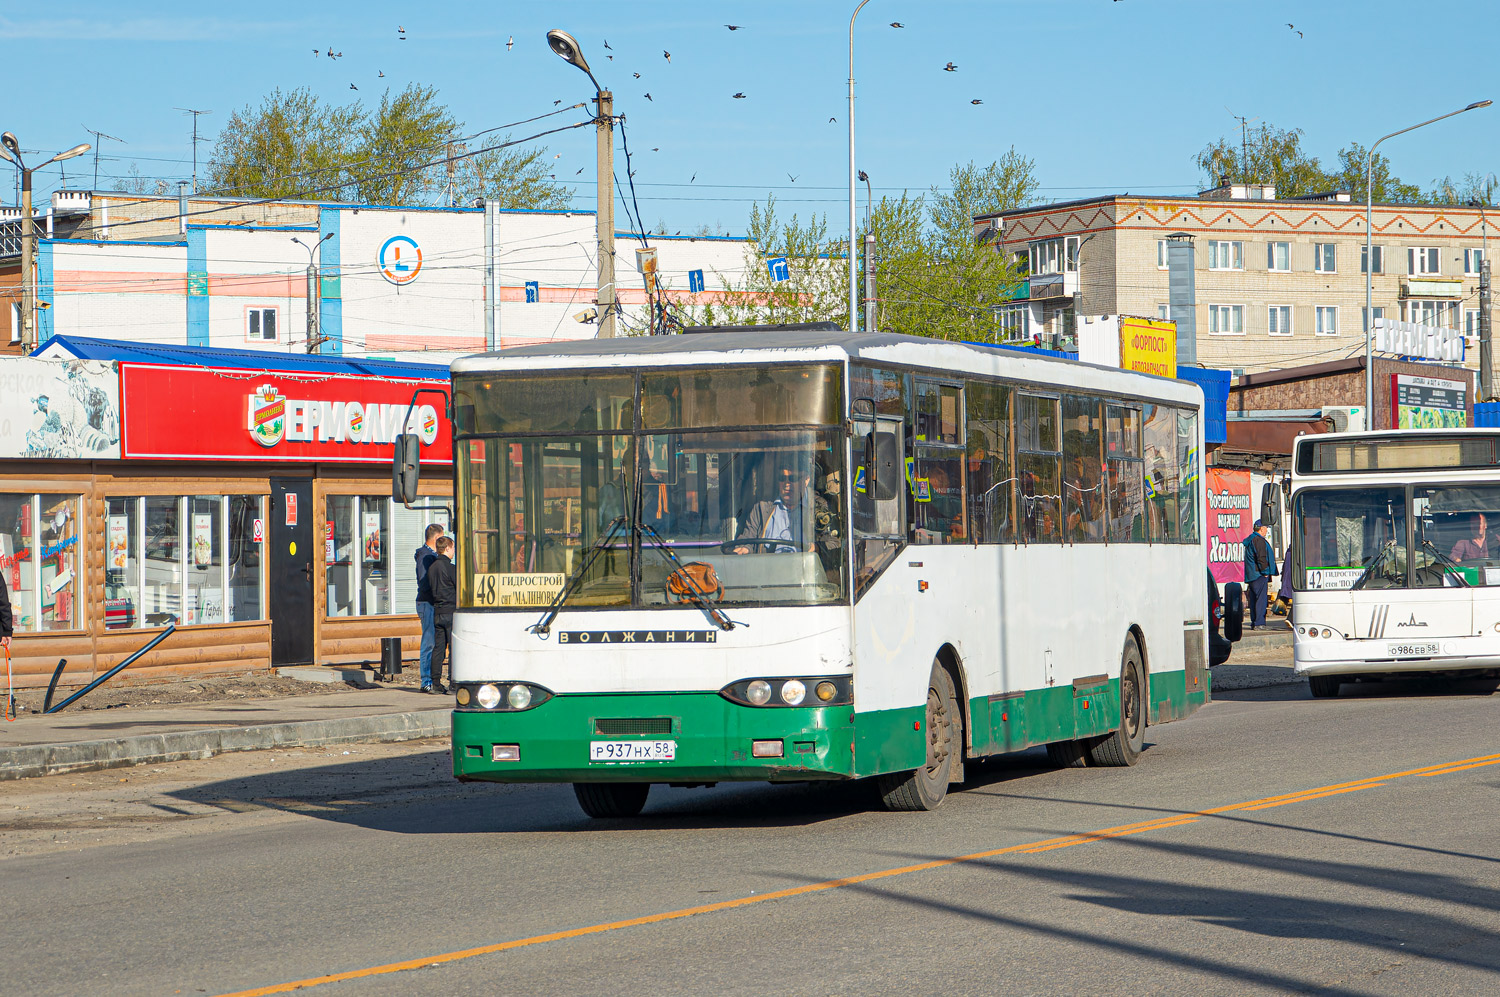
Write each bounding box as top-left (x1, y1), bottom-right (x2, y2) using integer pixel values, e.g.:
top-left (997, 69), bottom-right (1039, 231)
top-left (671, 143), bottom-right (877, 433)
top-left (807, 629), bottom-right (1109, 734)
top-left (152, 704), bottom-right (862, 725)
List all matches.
top-left (787, 173), bottom-right (799, 182)
top-left (644, 92), bottom-right (653, 101)
top-left (944, 62), bottom-right (957, 72)
top-left (349, 83), bottom-right (358, 90)
top-left (378, 70), bottom-right (384, 77)
top-left (607, 54), bottom-right (613, 60)
top-left (312, 48), bottom-right (319, 56)
top-left (652, 147), bottom-right (660, 152)
top-left (554, 153), bottom-right (562, 159)
top-left (690, 174), bottom-right (695, 183)
top-left (726, 24), bottom-right (743, 30)
top-left (576, 167), bottom-right (585, 175)
top-left (971, 99), bottom-right (983, 104)
top-left (663, 50), bottom-right (671, 62)
top-left (732, 92), bottom-right (746, 99)
top-left (553, 99), bottom-right (562, 106)
top-left (829, 117), bottom-right (837, 123)
top-left (507, 36), bottom-right (513, 51)
top-left (327, 48), bottom-right (342, 59)
top-left (890, 22), bottom-right (904, 28)
top-left (633, 72), bottom-right (641, 78)
top-left (603, 39), bottom-right (612, 49)
top-left (398, 25), bottom-right (405, 33)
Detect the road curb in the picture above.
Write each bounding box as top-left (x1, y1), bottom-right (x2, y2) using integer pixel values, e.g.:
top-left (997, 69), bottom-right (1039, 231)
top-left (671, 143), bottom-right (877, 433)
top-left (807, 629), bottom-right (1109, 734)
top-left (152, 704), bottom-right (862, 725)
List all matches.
top-left (0, 709), bottom-right (452, 782)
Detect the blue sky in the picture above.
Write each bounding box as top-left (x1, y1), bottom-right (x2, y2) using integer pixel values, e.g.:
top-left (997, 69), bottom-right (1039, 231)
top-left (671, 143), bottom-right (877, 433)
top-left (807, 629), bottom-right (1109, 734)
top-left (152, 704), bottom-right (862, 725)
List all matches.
top-left (4, 1), bottom-right (1498, 235)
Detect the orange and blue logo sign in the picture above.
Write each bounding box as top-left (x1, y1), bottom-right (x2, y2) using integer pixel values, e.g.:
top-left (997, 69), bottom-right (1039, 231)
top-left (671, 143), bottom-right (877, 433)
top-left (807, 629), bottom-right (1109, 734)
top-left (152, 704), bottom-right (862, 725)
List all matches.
top-left (378, 235), bottom-right (423, 285)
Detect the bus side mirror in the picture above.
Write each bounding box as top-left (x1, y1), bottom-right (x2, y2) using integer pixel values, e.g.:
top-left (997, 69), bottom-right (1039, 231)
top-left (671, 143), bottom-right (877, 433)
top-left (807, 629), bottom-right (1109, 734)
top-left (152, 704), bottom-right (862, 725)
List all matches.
top-left (393, 433), bottom-right (421, 504)
top-left (1260, 482), bottom-right (1279, 527)
top-left (872, 432), bottom-right (901, 501)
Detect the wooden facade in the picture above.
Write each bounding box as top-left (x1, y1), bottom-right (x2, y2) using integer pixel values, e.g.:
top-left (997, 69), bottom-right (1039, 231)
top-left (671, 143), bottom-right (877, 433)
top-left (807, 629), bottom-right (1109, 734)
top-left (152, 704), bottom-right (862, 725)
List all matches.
top-left (0, 458), bottom-right (451, 690)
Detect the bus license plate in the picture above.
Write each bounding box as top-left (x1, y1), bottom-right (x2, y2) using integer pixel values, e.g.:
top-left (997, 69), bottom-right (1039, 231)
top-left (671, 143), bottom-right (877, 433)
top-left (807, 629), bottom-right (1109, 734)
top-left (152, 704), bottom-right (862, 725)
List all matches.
top-left (590, 740), bottom-right (676, 762)
top-left (1387, 642), bottom-right (1438, 658)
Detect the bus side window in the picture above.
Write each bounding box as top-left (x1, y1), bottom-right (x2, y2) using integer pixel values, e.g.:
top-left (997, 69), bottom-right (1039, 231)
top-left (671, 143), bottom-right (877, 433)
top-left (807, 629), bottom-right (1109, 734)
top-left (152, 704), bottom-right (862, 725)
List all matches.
top-left (1142, 404), bottom-right (1178, 541)
top-left (966, 380), bottom-right (1012, 543)
top-left (1063, 394), bottom-right (1105, 543)
top-left (852, 416), bottom-right (904, 595)
top-left (1017, 393), bottom-right (1062, 544)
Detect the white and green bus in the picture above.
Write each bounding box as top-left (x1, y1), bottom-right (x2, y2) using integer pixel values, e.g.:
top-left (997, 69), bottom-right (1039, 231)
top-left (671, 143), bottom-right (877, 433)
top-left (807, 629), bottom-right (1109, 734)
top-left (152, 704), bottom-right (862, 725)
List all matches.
top-left (432, 329), bottom-right (1209, 816)
top-left (1290, 429), bottom-right (1500, 696)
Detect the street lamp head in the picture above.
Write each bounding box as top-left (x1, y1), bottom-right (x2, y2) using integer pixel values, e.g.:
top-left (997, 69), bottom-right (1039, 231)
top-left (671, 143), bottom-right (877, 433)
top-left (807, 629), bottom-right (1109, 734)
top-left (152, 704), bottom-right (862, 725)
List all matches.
top-left (1, 133), bottom-right (18, 156)
top-left (1467, 100), bottom-right (1494, 111)
top-left (51, 143), bottom-right (91, 163)
top-left (546, 29), bottom-right (594, 78)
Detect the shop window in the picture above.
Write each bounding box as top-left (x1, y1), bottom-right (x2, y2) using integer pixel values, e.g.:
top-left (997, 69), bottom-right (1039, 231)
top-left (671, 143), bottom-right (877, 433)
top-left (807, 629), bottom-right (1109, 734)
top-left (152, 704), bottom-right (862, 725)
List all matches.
top-left (0, 493), bottom-right (82, 633)
top-left (326, 496), bottom-right (450, 617)
top-left (107, 495), bottom-right (265, 628)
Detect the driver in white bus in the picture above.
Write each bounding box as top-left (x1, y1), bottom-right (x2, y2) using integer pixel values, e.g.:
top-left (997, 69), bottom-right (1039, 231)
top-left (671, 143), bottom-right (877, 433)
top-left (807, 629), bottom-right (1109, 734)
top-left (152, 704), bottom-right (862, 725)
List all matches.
top-left (1450, 512), bottom-right (1491, 563)
top-left (734, 462), bottom-right (814, 554)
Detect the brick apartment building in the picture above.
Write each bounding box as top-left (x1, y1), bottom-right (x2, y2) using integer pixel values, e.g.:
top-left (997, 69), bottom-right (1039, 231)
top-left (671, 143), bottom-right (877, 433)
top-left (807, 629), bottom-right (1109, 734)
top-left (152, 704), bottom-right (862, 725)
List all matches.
top-left (978, 183), bottom-right (1493, 386)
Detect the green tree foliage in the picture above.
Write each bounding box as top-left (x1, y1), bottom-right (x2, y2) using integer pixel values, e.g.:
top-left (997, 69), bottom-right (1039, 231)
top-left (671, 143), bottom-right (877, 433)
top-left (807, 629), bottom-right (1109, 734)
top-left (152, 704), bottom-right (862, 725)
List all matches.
top-left (206, 86), bottom-right (572, 208)
top-left (1327, 143), bottom-right (1425, 204)
top-left (689, 154), bottom-right (1035, 340)
top-left (1195, 124), bottom-right (1331, 198)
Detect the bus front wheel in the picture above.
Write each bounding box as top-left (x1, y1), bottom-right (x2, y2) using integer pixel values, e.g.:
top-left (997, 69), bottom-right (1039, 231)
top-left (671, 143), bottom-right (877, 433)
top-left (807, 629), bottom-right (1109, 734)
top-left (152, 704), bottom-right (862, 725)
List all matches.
top-left (573, 782), bottom-right (651, 818)
top-left (878, 660), bottom-right (961, 811)
top-left (1308, 675), bottom-right (1341, 698)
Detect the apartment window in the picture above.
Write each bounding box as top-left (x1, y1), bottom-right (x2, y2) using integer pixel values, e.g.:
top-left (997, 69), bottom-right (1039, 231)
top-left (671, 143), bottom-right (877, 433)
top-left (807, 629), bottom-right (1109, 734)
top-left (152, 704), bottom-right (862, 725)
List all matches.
top-left (997, 302), bottom-right (1030, 341)
top-left (1064, 235), bottom-right (1080, 272)
top-left (1315, 306), bottom-right (1338, 336)
top-left (1267, 242), bottom-right (1290, 272)
top-left (1268, 305), bottom-right (1292, 336)
top-left (1466, 248), bottom-right (1486, 274)
top-left (7, 303), bottom-right (18, 344)
top-left (1466, 309), bottom-right (1482, 336)
top-left (246, 307), bottom-right (279, 342)
top-left (1209, 304), bottom-right (1244, 335)
top-left (1409, 247), bottom-right (1441, 275)
top-left (1209, 241), bottom-right (1244, 270)
top-left (1404, 300), bottom-right (1457, 328)
top-left (1362, 306), bottom-right (1385, 332)
top-left (1157, 304), bottom-right (1169, 321)
top-left (1314, 243), bottom-right (1337, 274)
top-left (1027, 237), bottom-right (1078, 276)
top-left (1361, 245), bottom-right (1384, 274)
top-left (1157, 240), bottom-right (1169, 270)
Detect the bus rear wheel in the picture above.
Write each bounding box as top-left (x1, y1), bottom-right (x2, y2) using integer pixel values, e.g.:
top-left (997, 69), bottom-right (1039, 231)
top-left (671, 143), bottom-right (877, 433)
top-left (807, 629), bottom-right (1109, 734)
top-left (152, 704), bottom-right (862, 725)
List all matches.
top-left (1308, 675), bottom-right (1341, 698)
top-left (1087, 637), bottom-right (1146, 767)
top-left (573, 782), bottom-right (651, 818)
top-left (878, 660), bottom-right (961, 811)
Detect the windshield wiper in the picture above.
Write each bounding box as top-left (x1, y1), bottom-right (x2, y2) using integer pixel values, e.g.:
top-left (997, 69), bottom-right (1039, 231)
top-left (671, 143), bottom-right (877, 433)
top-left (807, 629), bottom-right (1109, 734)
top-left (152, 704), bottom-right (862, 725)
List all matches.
top-left (637, 522), bottom-right (738, 631)
top-left (527, 516), bottom-right (626, 636)
top-left (1418, 538), bottom-right (1471, 586)
top-left (1349, 539), bottom-right (1396, 591)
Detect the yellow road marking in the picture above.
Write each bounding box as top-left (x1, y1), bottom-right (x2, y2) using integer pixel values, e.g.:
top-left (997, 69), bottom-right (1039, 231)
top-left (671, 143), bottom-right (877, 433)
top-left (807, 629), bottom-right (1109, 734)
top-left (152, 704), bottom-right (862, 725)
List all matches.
top-left (215, 750), bottom-right (1500, 997)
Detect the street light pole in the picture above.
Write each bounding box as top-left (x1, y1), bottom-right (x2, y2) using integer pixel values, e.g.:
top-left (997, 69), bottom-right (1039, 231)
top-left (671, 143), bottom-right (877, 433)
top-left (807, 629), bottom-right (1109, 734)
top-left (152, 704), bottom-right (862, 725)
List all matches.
top-left (0, 134), bottom-right (90, 353)
top-left (1364, 99), bottom-right (1492, 422)
top-left (548, 30), bottom-right (616, 339)
top-left (848, 0), bottom-right (871, 333)
top-left (291, 232), bottom-right (335, 354)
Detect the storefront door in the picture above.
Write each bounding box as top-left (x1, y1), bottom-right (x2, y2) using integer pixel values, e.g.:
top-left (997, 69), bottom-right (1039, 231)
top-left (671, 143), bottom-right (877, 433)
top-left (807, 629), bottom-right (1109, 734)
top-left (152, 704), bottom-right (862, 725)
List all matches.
top-left (268, 478), bottom-right (315, 667)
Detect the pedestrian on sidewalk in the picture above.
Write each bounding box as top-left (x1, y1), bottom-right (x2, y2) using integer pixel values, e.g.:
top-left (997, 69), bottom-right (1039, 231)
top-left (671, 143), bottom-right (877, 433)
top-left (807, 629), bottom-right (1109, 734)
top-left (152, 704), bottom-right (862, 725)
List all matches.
top-left (428, 536), bottom-right (457, 695)
top-left (0, 568), bottom-right (12, 649)
top-left (1244, 519), bottom-right (1278, 630)
top-left (415, 523), bottom-right (445, 692)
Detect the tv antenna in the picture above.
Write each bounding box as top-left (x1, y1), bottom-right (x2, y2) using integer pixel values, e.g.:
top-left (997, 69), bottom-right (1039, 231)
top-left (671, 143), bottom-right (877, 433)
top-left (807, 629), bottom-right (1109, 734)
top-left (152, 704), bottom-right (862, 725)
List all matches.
top-left (1225, 108), bottom-right (1260, 184)
top-left (82, 126), bottom-right (126, 190)
top-left (175, 108), bottom-right (213, 192)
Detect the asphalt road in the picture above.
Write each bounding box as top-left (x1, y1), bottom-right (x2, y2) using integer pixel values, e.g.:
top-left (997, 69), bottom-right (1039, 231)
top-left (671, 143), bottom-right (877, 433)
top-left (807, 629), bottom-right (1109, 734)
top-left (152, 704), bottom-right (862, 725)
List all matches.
top-left (4, 672), bottom-right (1500, 997)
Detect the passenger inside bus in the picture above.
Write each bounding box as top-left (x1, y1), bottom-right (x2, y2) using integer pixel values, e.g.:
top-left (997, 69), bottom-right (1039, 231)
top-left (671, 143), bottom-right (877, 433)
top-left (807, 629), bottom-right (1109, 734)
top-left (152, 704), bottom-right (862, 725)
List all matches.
top-left (1448, 512), bottom-right (1491, 563)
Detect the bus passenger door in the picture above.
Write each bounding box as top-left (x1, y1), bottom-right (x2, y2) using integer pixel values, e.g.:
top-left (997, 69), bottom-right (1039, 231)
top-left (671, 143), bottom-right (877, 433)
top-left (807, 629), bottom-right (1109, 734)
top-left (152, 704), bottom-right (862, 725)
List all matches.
top-left (851, 408), bottom-right (905, 597)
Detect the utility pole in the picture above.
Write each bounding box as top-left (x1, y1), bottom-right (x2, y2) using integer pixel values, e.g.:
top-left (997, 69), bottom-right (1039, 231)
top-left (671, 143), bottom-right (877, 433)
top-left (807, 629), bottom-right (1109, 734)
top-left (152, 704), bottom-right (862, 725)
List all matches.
top-left (596, 89), bottom-right (616, 338)
top-left (1482, 258), bottom-right (1492, 400)
top-left (0, 134), bottom-right (91, 352)
top-left (176, 108), bottom-right (212, 192)
top-left (863, 233), bottom-right (877, 333)
top-left (292, 233), bottom-right (334, 353)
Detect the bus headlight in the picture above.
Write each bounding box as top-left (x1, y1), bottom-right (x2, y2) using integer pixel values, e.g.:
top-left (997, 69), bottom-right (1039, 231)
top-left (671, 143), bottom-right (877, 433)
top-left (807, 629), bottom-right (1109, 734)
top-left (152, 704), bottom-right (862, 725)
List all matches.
top-left (507, 684), bottom-right (532, 710)
top-left (458, 682), bottom-right (554, 712)
top-left (477, 684), bottom-right (501, 709)
top-left (719, 676), bottom-right (852, 708)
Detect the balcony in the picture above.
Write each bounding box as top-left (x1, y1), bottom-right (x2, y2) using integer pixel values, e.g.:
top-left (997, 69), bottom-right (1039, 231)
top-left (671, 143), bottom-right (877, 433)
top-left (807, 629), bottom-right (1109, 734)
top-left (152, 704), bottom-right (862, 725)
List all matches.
top-left (1027, 271), bottom-right (1078, 300)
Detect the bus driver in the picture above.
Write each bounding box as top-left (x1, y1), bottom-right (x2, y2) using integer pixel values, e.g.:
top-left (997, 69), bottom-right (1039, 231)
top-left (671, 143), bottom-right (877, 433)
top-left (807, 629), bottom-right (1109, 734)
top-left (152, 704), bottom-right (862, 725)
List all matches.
top-left (734, 462), bottom-right (815, 554)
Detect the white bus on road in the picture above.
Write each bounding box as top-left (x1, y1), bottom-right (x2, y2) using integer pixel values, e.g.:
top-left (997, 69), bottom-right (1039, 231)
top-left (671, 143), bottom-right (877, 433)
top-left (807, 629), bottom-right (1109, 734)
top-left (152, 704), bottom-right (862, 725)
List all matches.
top-left (426, 329), bottom-right (1210, 817)
top-left (1290, 429), bottom-right (1500, 696)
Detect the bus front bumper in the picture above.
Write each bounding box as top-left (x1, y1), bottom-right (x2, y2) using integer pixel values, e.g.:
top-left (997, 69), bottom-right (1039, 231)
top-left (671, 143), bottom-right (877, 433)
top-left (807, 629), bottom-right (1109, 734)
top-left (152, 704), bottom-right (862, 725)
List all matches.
top-left (451, 691), bottom-right (856, 783)
top-left (1294, 635), bottom-right (1500, 677)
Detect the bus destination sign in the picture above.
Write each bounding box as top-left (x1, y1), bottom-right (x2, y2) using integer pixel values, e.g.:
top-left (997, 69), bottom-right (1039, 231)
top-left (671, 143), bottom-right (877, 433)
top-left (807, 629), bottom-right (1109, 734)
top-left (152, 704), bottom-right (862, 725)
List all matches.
top-left (558, 631), bottom-right (719, 644)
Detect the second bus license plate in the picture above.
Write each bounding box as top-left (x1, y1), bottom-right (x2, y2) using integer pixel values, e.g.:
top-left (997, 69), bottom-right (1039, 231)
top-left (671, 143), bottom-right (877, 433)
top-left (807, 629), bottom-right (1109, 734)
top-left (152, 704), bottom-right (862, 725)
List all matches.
top-left (590, 740), bottom-right (676, 762)
top-left (1387, 641), bottom-right (1439, 658)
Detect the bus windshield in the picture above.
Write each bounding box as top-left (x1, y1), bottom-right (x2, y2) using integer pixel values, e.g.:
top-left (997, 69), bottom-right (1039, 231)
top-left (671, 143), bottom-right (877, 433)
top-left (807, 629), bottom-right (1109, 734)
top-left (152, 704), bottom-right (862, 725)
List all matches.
top-left (453, 365), bottom-right (847, 610)
top-left (1296, 484), bottom-right (1500, 590)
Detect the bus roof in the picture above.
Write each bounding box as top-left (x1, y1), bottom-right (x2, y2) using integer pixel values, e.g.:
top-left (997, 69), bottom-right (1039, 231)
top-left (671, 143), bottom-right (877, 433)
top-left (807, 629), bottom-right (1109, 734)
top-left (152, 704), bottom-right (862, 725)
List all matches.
top-left (452, 330), bottom-right (1204, 407)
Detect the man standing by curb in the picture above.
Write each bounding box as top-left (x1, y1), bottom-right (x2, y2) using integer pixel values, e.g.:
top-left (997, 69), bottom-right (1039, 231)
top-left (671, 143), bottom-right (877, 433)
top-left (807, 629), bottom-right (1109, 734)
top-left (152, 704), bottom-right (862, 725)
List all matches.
top-left (428, 536), bottom-right (457, 695)
top-left (415, 523), bottom-right (444, 692)
top-left (1244, 519), bottom-right (1277, 630)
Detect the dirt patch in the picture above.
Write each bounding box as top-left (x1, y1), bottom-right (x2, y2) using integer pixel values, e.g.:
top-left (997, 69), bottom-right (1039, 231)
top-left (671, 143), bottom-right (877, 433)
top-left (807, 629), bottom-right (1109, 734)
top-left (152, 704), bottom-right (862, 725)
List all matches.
top-left (4, 666), bottom-right (428, 716)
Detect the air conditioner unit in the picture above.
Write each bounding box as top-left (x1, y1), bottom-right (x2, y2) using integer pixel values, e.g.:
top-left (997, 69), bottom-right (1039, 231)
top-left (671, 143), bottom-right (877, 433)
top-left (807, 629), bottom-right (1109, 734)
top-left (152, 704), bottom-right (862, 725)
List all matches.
top-left (1321, 406), bottom-right (1365, 433)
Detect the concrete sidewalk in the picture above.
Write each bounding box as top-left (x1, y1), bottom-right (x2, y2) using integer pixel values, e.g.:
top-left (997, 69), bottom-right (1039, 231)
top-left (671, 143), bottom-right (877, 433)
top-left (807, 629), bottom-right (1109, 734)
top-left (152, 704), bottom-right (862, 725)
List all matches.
top-left (0, 687), bottom-right (451, 781)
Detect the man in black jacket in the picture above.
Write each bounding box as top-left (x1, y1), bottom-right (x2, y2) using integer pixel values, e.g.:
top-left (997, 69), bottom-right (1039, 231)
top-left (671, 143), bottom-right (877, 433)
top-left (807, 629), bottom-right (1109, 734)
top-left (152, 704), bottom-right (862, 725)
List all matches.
top-left (428, 536), bottom-right (457, 695)
top-left (1244, 519), bottom-right (1277, 630)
